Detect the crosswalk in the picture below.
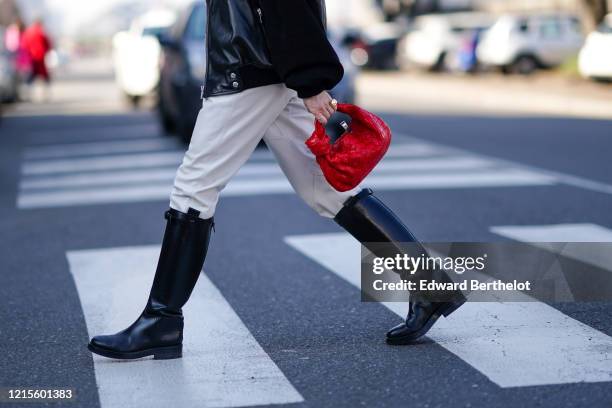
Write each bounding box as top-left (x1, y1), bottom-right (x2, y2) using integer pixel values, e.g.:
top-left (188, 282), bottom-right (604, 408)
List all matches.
top-left (68, 246), bottom-right (303, 408)
top-left (285, 227), bottom-right (612, 389)
top-left (17, 130), bottom-right (561, 210)
top-left (66, 223), bottom-right (612, 407)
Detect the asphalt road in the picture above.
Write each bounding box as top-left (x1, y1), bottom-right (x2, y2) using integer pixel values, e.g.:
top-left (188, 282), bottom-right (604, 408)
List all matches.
top-left (0, 65), bottom-right (611, 408)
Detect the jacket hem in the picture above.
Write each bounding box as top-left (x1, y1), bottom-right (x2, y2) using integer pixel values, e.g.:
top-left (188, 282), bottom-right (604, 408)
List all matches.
top-left (203, 65), bottom-right (282, 98)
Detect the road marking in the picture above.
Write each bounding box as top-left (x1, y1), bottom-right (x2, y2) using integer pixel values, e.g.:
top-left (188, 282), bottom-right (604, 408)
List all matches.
top-left (26, 123), bottom-right (162, 142)
top-left (24, 138), bottom-right (183, 160)
top-left (20, 168), bottom-right (180, 190)
top-left (19, 184), bottom-right (177, 208)
top-left (20, 144), bottom-right (440, 176)
top-left (399, 133), bottom-right (612, 197)
top-left (17, 137), bottom-right (558, 209)
top-left (22, 151), bottom-right (185, 175)
top-left (491, 223), bottom-right (612, 280)
top-left (491, 223), bottom-right (612, 243)
top-left (20, 158), bottom-right (496, 190)
top-left (285, 233), bottom-right (612, 388)
top-left (366, 168), bottom-right (554, 190)
top-left (17, 168), bottom-right (554, 209)
top-left (67, 246), bottom-right (303, 408)
top-left (17, 179), bottom-right (295, 209)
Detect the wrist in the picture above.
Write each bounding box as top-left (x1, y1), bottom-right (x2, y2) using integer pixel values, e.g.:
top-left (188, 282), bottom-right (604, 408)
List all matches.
top-left (298, 87), bottom-right (325, 99)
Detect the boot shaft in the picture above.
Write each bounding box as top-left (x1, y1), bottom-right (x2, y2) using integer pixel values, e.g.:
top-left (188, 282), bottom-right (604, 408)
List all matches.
top-left (148, 208), bottom-right (214, 316)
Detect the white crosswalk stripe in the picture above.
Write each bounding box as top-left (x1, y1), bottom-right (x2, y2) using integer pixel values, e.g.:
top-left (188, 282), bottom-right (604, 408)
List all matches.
top-left (23, 138), bottom-right (184, 160)
top-left (491, 223), bottom-right (612, 243)
top-left (64, 232), bottom-right (612, 405)
top-left (285, 232), bottom-right (612, 388)
top-left (67, 246), bottom-right (304, 408)
top-left (17, 133), bottom-right (560, 210)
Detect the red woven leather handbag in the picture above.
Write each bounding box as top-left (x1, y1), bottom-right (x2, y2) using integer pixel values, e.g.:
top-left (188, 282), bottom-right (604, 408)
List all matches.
top-left (305, 103), bottom-right (392, 192)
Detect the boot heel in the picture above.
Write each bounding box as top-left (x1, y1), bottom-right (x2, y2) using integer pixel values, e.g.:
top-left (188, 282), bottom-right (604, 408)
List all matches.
top-left (153, 345), bottom-right (182, 360)
top-left (441, 299), bottom-right (465, 317)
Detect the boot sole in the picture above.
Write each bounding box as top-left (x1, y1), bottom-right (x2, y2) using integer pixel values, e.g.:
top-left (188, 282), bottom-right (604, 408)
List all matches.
top-left (88, 343), bottom-right (182, 360)
top-left (386, 299), bottom-right (466, 346)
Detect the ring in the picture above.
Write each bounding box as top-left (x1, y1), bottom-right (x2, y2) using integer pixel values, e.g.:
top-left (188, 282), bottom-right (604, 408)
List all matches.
top-left (330, 99), bottom-right (338, 109)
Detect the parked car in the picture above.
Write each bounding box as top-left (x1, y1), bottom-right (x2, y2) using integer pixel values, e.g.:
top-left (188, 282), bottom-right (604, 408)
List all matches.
top-left (158, 1), bottom-right (358, 143)
top-left (477, 13), bottom-right (584, 75)
top-left (342, 24), bottom-right (403, 70)
top-left (398, 12), bottom-right (493, 71)
top-left (578, 13), bottom-right (612, 82)
top-left (112, 9), bottom-right (177, 106)
top-left (327, 0), bottom-right (404, 70)
top-left (157, 2), bottom-right (206, 141)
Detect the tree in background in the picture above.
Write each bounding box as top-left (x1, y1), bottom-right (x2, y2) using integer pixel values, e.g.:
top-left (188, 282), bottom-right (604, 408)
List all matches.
top-left (0, 0), bottom-right (21, 27)
top-left (579, 0), bottom-right (609, 30)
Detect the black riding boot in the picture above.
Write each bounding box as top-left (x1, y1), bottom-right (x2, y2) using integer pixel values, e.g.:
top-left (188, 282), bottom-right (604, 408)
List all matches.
top-left (334, 189), bottom-right (465, 345)
top-left (88, 208), bottom-right (214, 360)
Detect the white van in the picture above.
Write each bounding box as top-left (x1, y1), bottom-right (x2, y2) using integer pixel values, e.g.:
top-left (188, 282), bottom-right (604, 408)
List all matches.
top-left (112, 9), bottom-right (177, 106)
top-left (477, 13), bottom-right (584, 74)
top-left (579, 13), bottom-right (612, 81)
top-left (399, 12), bottom-right (493, 71)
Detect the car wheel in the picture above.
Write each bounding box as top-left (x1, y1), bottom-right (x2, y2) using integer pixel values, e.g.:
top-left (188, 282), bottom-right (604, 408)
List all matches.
top-left (122, 93), bottom-right (141, 108)
top-left (513, 55), bottom-right (538, 75)
top-left (430, 52), bottom-right (447, 72)
top-left (160, 110), bottom-right (176, 136)
top-left (177, 116), bottom-right (195, 144)
top-left (157, 92), bottom-right (176, 135)
top-left (593, 77), bottom-right (612, 84)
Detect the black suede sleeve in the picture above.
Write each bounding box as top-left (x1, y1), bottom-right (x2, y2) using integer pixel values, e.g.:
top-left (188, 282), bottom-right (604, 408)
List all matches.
top-left (258, 0), bottom-right (344, 98)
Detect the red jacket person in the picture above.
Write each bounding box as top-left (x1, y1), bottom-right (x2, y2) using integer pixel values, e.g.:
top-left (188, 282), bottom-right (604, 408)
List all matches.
top-left (22, 19), bottom-right (53, 83)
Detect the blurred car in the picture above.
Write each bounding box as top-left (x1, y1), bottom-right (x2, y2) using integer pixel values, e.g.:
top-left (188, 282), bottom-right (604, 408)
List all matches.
top-left (157, 2), bottom-right (206, 141)
top-left (0, 28), bottom-right (19, 103)
top-left (477, 13), bottom-right (584, 75)
top-left (343, 24), bottom-right (403, 70)
top-left (158, 1), bottom-right (358, 143)
top-left (327, 0), bottom-right (404, 70)
top-left (578, 13), bottom-right (612, 82)
top-left (398, 13), bottom-right (493, 72)
top-left (112, 9), bottom-right (177, 106)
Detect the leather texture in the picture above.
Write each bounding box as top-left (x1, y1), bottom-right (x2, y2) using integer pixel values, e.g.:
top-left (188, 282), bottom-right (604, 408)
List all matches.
top-left (335, 189), bottom-right (465, 344)
top-left (386, 299), bottom-right (465, 345)
top-left (335, 188), bottom-right (427, 271)
top-left (306, 104), bottom-right (391, 192)
top-left (88, 208), bottom-right (214, 359)
top-left (202, 0), bottom-right (326, 98)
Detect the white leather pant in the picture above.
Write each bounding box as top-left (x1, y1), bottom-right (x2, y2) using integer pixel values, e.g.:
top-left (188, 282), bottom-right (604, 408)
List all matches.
top-left (170, 84), bottom-right (360, 219)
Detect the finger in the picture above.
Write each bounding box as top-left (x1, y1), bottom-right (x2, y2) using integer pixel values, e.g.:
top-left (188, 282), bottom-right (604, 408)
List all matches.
top-left (329, 98), bottom-right (338, 111)
top-left (324, 105), bottom-right (335, 117)
top-left (317, 113), bottom-right (328, 125)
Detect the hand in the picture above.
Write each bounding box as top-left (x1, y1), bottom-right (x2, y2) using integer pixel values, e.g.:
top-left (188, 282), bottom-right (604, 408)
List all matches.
top-left (303, 91), bottom-right (337, 125)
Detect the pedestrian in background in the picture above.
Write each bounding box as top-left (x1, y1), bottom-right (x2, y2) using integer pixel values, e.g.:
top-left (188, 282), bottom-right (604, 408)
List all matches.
top-left (4, 18), bottom-right (30, 100)
top-left (88, 0), bottom-right (465, 361)
top-left (5, 18), bottom-right (29, 76)
top-left (22, 18), bottom-right (52, 101)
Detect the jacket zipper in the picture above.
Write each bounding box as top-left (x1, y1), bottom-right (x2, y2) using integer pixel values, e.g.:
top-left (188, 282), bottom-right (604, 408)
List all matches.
top-left (201, 1), bottom-right (212, 99)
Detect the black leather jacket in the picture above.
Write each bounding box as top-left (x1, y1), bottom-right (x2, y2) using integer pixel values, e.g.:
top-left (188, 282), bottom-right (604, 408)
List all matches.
top-left (202, 0), bottom-right (343, 99)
